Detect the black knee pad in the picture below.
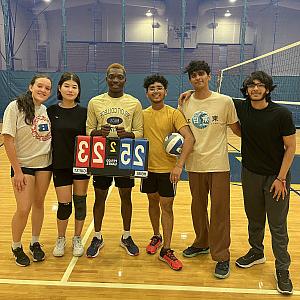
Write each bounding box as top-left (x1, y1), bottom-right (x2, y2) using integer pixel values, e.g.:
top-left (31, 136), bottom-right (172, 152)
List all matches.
top-left (73, 194), bottom-right (87, 221)
top-left (57, 202), bottom-right (72, 220)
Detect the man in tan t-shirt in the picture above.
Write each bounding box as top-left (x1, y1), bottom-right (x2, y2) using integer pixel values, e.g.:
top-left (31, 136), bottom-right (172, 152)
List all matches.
top-left (179, 60), bottom-right (240, 279)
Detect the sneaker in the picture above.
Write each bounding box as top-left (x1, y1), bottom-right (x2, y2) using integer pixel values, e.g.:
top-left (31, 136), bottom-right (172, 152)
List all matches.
top-left (86, 236), bottom-right (104, 258)
top-left (120, 236), bottom-right (139, 256)
top-left (182, 246), bottom-right (209, 258)
top-left (159, 248), bottom-right (183, 271)
top-left (72, 236), bottom-right (84, 257)
top-left (146, 235), bottom-right (162, 254)
top-left (235, 248), bottom-right (266, 268)
top-left (215, 260), bottom-right (230, 279)
top-left (53, 237), bottom-right (66, 257)
top-left (12, 247), bottom-right (30, 267)
top-left (275, 269), bottom-right (293, 295)
top-left (29, 242), bottom-right (45, 262)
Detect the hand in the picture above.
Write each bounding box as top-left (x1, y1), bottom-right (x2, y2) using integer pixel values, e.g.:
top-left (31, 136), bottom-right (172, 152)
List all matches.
top-left (170, 165), bottom-right (182, 184)
top-left (270, 178), bottom-right (287, 201)
top-left (116, 126), bottom-right (133, 138)
top-left (13, 171), bottom-right (27, 193)
top-left (178, 90), bottom-right (193, 106)
top-left (101, 124), bottom-right (111, 137)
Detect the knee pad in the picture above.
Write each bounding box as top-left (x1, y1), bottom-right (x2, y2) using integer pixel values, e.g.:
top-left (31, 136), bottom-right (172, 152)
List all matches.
top-left (73, 194), bottom-right (87, 221)
top-left (57, 202), bottom-right (72, 220)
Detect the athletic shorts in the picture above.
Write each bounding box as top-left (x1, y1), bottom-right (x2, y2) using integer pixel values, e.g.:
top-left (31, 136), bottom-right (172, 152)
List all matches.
top-left (140, 172), bottom-right (176, 197)
top-left (93, 176), bottom-right (134, 190)
top-left (53, 168), bottom-right (90, 187)
top-left (10, 164), bottom-right (52, 178)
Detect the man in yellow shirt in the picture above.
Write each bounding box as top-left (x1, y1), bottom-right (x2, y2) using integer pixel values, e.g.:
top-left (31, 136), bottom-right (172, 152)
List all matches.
top-left (141, 74), bottom-right (194, 270)
top-left (86, 63), bottom-right (143, 257)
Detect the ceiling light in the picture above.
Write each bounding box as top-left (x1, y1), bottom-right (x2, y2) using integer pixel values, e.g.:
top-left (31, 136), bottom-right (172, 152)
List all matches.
top-left (145, 9), bottom-right (153, 17)
top-left (224, 9), bottom-right (232, 17)
top-left (229, 0), bottom-right (237, 3)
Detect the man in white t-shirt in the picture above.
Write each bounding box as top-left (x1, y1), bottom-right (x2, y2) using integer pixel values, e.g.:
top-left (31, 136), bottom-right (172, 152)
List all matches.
top-left (179, 60), bottom-right (240, 279)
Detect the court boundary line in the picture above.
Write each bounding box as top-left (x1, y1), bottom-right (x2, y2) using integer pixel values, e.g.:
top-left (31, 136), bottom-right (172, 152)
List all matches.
top-left (0, 278), bottom-right (298, 296)
top-left (61, 184), bottom-right (115, 282)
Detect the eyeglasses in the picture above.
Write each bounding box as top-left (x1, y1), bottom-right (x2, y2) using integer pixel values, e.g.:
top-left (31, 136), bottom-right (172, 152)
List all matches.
top-left (247, 83), bottom-right (266, 89)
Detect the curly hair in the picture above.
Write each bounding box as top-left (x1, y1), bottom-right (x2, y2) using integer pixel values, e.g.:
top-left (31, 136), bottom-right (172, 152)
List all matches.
top-left (16, 74), bottom-right (52, 125)
top-left (240, 71), bottom-right (276, 102)
top-left (184, 60), bottom-right (211, 78)
top-left (143, 74), bottom-right (168, 90)
top-left (57, 72), bottom-right (81, 103)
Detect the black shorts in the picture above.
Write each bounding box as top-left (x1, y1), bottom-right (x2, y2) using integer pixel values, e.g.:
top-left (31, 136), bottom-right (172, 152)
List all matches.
top-left (10, 164), bottom-right (52, 178)
top-left (140, 172), bottom-right (176, 197)
top-left (53, 168), bottom-right (90, 187)
top-left (93, 176), bottom-right (134, 190)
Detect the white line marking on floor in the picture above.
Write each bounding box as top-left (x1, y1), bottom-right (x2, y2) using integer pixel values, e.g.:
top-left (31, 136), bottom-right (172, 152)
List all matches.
top-left (61, 184), bottom-right (115, 283)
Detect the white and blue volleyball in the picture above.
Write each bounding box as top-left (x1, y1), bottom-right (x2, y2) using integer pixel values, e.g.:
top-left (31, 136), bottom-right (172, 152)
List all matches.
top-left (163, 133), bottom-right (184, 156)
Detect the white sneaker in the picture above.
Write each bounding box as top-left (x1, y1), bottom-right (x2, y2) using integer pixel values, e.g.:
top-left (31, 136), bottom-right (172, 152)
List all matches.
top-left (72, 236), bottom-right (84, 257)
top-left (53, 237), bottom-right (66, 257)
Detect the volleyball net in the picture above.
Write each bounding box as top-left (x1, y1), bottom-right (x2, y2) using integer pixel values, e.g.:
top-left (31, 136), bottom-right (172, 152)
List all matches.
top-left (218, 41), bottom-right (300, 128)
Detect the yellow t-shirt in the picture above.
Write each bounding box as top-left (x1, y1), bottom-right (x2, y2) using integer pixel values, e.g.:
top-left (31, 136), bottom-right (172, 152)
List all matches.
top-left (143, 105), bottom-right (188, 172)
top-left (86, 92), bottom-right (143, 138)
top-left (181, 92), bottom-right (238, 172)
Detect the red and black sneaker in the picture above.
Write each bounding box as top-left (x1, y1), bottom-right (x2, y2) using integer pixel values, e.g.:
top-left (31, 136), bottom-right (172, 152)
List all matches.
top-left (159, 248), bottom-right (183, 271)
top-left (146, 235), bottom-right (162, 254)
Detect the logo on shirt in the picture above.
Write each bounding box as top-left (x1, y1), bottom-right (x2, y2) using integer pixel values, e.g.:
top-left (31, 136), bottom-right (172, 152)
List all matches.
top-left (31, 115), bottom-right (51, 141)
top-left (107, 116), bottom-right (123, 126)
top-left (191, 111), bottom-right (210, 129)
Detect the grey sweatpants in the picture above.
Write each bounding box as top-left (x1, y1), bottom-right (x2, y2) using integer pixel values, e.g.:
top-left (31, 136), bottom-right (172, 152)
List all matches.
top-left (241, 166), bottom-right (291, 270)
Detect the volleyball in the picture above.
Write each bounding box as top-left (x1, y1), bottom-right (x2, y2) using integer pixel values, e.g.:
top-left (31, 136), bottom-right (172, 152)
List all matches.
top-left (163, 133), bottom-right (184, 156)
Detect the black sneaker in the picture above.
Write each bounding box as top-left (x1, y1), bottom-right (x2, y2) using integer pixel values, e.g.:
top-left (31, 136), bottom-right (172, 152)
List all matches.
top-left (120, 236), bottom-right (139, 256)
top-left (182, 246), bottom-right (209, 258)
top-left (215, 260), bottom-right (230, 279)
top-left (275, 269), bottom-right (293, 295)
top-left (29, 242), bottom-right (45, 262)
top-left (12, 247), bottom-right (30, 267)
top-left (86, 237), bottom-right (104, 258)
top-left (235, 248), bottom-right (266, 268)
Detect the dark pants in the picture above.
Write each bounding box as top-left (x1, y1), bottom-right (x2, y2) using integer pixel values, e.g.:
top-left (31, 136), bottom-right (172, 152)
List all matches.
top-left (241, 166), bottom-right (291, 270)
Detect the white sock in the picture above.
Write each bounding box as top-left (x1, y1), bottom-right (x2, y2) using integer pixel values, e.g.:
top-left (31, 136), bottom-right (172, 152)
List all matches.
top-left (31, 236), bottom-right (39, 246)
top-left (95, 232), bottom-right (102, 239)
top-left (12, 241), bottom-right (22, 250)
top-left (123, 231), bottom-right (130, 239)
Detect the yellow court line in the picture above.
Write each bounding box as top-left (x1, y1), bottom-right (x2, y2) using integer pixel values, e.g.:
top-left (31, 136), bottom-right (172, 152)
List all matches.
top-left (61, 183), bottom-right (115, 283)
top-left (0, 278), bottom-right (298, 296)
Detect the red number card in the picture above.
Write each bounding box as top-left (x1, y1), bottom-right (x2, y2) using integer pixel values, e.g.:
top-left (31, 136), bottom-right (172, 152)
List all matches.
top-left (91, 136), bottom-right (106, 169)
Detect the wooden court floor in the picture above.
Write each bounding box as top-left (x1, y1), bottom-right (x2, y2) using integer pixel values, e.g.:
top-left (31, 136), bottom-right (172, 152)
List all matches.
top-left (0, 130), bottom-right (299, 299)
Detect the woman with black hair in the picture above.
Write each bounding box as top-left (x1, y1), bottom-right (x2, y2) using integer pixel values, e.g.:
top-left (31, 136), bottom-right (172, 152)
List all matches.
top-left (2, 74), bottom-right (52, 267)
top-left (47, 72), bottom-right (89, 258)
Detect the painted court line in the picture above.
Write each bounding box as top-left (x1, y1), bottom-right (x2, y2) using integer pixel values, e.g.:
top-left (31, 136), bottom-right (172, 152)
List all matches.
top-left (0, 278), bottom-right (298, 296)
top-left (61, 184), bottom-right (115, 283)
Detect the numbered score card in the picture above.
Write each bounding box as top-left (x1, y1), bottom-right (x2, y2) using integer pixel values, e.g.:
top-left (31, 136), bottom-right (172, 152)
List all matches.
top-left (73, 136), bottom-right (149, 178)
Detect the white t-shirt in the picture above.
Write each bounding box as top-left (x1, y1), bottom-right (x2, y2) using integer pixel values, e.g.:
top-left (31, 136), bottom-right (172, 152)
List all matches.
top-left (2, 100), bottom-right (52, 168)
top-left (181, 92), bottom-right (238, 172)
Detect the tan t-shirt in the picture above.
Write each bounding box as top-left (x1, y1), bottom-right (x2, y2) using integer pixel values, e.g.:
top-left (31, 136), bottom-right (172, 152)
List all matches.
top-left (2, 100), bottom-right (52, 168)
top-left (143, 105), bottom-right (187, 173)
top-left (181, 92), bottom-right (238, 172)
top-left (86, 92), bottom-right (143, 138)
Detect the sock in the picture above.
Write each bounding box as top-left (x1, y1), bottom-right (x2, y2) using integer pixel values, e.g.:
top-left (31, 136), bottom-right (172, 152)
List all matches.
top-left (95, 232), bottom-right (102, 239)
top-left (123, 231), bottom-right (130, 239)
top-left (31, 236), bottom-right (39, 246)
top-left (12, 241), bottom-right (22, 250)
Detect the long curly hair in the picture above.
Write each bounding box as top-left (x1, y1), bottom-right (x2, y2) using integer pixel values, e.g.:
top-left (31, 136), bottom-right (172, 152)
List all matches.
top-left (16, 74), bottom-right (52, 125)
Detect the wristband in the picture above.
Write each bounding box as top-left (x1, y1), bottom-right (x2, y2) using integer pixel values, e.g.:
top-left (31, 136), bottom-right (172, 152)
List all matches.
top-left (276, 177), bottom-right (286, 183)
